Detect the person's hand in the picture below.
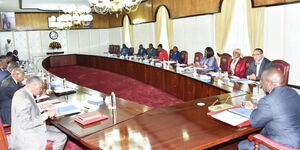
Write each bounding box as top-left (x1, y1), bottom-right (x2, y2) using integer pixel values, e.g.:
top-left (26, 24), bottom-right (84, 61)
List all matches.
top-left (242, 101), bottom-right (257, 110)
top-left (46, 109), bottom-right (59, 118)
top-left (40, 103), bottom-right (54, 109)
top-left (247, 74), bottom-right (257, 80)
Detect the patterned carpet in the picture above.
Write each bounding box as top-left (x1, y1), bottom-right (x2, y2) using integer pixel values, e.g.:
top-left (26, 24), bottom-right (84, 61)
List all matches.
top-left (48, 65), bottom-right (184, 107)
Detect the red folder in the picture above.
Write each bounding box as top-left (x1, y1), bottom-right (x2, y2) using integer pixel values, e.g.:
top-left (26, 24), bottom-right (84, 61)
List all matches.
top-left (74, 111), bottom-right (108, 126)
top-left (207, 105), bottom-right (250, 128)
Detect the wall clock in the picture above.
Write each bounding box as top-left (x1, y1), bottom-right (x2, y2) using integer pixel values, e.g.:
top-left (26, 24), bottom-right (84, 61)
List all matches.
top-left (49, 31), bottom-right (58, 40)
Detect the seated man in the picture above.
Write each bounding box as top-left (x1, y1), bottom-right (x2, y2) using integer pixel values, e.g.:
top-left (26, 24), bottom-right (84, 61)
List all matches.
top-left (239, 68), bottom-right (300, 150)
top-left (137, 44), bottom-right (147, 57)
top-left (11, 76), bottom-right (67, 150)
top-left (0, 67), bottom-right (24, 124)
top-left (7, 61), bottom-right (19, 73)
top-left (246, 48), bottom-right (274, 81)
top-left (170, 46), bottom-right (183, 64)
top-left (12, 50), bottom-right (20, 62)
top-left (0, 55), bottom-right (10, 85)
top-left (120, 44), bottom-right (130, 56)
top-left (6, 52), bottom-right (13, 63)
top-left (147, 43), bottom-right (157, 59)
top-left (157, 44), bottom-right (168, 61)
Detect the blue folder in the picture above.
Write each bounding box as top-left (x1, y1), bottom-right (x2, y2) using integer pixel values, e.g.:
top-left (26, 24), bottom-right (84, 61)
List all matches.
top-left (228, 107), bottom-right (253, 118)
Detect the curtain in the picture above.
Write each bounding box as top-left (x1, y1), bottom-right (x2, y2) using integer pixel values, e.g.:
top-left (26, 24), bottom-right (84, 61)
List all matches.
top-left (122, 15), bottom-right (133, 47)
top-left (155, 6), bottom-right (173, 50)
top-left (215, 0), bottom-right (236, 53)
top-left (247, 0), bottom-right (264, 52)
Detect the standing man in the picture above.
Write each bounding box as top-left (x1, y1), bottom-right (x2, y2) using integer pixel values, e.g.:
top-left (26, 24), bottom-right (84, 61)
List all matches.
top-left (239, 69), bottom-right (300, 149)
top-left (4, 39), bottom-right (14, 55)
top-left (157, 44), bottom-right (168, 61)
top-left (0, 67), bottom-right (24, 124)
top-left (11, 76), bottom-right (67, 150)
top-left (246, 48), bottom-right (274, 81)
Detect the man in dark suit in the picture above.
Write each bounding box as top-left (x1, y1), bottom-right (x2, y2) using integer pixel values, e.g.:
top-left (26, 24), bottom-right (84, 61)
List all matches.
top-left (0, 55), bottom-right (10, 85)
top-left (0, 67), bottom-right (24, 124)
top-left (239, 68), bottom-right (300, 150)
top-left (246, 48), bottom-right (274, 81)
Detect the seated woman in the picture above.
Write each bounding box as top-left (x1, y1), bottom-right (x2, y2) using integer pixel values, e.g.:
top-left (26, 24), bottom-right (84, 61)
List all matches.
top-left (195, 47), bottom-right (219, 71)
top-left (227, 48), bottom-right (246, 78)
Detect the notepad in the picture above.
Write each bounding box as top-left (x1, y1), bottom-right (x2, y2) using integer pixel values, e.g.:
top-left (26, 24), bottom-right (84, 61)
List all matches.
top-left (231, 78), bottom-right (256, 84)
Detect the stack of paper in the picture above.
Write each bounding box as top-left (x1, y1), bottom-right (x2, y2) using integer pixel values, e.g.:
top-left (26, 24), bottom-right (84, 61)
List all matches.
top-left (231, 78), bottom-right (256, 84)
top-left (74, 111), bottom-right (108, 125)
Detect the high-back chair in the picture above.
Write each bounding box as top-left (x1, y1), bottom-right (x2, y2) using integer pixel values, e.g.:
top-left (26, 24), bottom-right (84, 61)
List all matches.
top-left (180, 50), bottom-right (188, 64)
top-left (169, 49), bottom-right (174, 60)
top-left (243, 56), bottom-right (254, 69)
top-left (272, 59), bottom-right (290, 85)
top-left (217, 53), bottom-right (232, 72)
top-left (248, 134), bottom-right (300, 150)
top-left (194, 52), bottom-right (203, 64)
top-left (0, 117), bottom-right (53, 150)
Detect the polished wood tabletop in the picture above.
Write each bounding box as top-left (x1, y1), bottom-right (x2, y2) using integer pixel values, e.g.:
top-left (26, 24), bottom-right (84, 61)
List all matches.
top-left (41, 54), bottom-right (258, 150)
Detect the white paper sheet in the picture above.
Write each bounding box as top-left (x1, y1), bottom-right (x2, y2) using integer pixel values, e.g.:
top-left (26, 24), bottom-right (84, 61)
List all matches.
top-left (212, 110), bottom-right (249, 126)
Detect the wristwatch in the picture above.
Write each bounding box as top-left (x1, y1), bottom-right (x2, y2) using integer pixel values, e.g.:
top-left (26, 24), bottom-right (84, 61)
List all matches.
top-left (49, 31), bottom-right (58, 40)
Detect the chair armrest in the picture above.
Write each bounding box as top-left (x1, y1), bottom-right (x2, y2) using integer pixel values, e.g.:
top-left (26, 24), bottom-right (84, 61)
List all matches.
top-left (249, 134), bottom-right (300, 150)
top-left (2, 124), bottom-right (11, 136)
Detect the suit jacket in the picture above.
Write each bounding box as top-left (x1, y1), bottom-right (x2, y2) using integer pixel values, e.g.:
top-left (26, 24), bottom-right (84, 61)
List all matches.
top-left (246, 57), bottom-right (274, 80)
top-left (250, 86), bottom-right (300, 149)
top-left (0, 76), bottom-right (23, 124)
top-left (11, 87), bottom-right (47, 150)
top-left (170, 51), bottom-right (183, 64)
top-left (227, 58), bottom-right (247, 78)
top-left (0, 69), bottom-right (10, 85)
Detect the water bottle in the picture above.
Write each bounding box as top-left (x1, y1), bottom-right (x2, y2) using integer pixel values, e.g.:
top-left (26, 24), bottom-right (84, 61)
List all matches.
top-left (110, 92), bottom-right (116, 109)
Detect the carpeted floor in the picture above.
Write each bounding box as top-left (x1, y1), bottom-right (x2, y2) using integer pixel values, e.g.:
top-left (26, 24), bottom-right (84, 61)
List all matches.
top-left (48, 65), bottom-right (184, 107)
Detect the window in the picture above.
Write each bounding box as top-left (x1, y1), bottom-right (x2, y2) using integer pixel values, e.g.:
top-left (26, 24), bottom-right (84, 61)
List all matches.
top-left (156, 6), bottom-right (173, 51)
top-left (122, 15), bottom-right (133, 47)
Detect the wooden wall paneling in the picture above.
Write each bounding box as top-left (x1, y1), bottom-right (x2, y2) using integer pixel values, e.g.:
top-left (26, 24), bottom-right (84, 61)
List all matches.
top-left (172, 0), bottom-right (221, 18)
top-left (0, 15), bottom-right (2, 31)
top-left (92, 14), bottom-right (110, 28)
top-left (163, 71), bottom-right (180, 97)
top-left (49, 55), bottom-right (76, 67)
top-left (182, 77), bottom-right (197, 101)
top-left (129, 0), bottom-right (154, 24)
top-left (15, 13), bottom-right (58, 30)
top-left (152, 0), bottom-right (174, 19)
top-left (252, 0), bottom-right (300, 7)
top-left (108, 14), bottom-right (124, 27)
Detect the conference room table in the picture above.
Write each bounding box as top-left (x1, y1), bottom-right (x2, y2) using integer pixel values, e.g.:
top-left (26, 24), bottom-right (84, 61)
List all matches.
top-left (39, 54), bottom-right (259, 150)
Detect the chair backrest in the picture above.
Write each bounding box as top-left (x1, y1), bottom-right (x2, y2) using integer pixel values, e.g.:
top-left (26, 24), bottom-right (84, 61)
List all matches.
top-left (108, 45), bottom-right (113, 54)
top-left (248, 134), bottom-right (300, 150)
top-left (114, 45), bottom-right (120, 54)
top-left (0, 118), bottom-right (9, 150)
top-left (217, 53), bottom-right (232, 72)
top-left (272, 59), bottom-right (290, 85)
top-left (194, 52), bottom-right (203, 64)
top-left (169, 49), bottom-right (174, 60)
top-left (180, 50), bottom-right (188, 64)
top-left (243, 56), bottom-right (254, 69)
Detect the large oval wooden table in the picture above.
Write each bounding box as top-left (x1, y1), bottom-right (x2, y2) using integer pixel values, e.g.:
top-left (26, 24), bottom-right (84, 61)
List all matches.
top-left (42, 54), bottom-right (258, 150)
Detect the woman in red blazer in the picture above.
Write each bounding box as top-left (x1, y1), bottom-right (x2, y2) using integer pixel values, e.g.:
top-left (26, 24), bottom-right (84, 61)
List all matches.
top-left (227, 48), bottom-right (247, 78)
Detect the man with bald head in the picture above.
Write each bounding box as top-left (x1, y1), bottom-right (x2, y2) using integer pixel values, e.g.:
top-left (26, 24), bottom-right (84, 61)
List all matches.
top-left (238, 68), bottom-right (300, 149)
top-left (11, 76), bottom-right (67, 150)
top-left (0, 67), bottom-right (24, 124)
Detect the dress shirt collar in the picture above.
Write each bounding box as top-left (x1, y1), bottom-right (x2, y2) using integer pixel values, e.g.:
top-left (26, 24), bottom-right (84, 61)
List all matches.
top-left (12, 77), bottom-right (18, 85)
top-left (256, 57), bottom-right (264, 65)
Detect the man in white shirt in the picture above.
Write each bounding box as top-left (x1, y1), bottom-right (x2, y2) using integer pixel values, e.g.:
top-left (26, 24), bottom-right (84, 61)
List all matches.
top-left (11, 76), bottom-right (67, 150)
top-left (246, 48), bottom-right (274, 81)
top-left (4, 39), bottom-right (13, 55)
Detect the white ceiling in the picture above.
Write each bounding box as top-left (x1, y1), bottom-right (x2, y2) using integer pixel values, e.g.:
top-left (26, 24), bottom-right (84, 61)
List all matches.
top-left (0, 0), bottom-right (90, 12)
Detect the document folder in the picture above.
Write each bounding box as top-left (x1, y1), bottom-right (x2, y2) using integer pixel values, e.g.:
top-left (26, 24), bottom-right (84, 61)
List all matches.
top-left (207, 105), bottom-right (250, 128)
top-left (74, 111), bottom-right (108, 126)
